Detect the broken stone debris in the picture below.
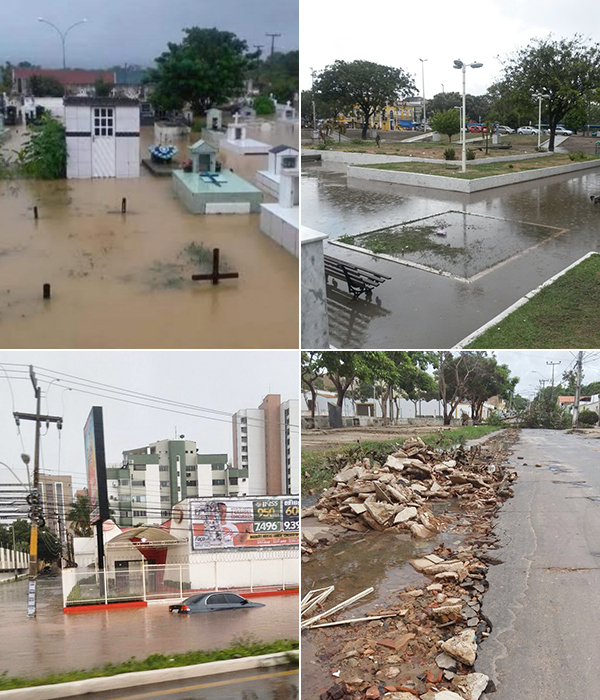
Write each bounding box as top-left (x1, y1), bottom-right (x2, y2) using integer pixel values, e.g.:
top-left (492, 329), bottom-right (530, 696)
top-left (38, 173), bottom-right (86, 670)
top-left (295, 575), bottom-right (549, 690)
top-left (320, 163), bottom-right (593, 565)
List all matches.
top-left (301, 436), bottom-right (518, 555)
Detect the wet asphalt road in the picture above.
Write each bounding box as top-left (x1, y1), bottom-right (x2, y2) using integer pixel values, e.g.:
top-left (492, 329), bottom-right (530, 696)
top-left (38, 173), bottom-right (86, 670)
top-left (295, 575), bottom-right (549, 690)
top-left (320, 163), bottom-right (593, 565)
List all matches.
top-left (478, 429), bottom-right (600, 698)
top-left (302, 163), bottom-right (600, 348)
top-left (56, 667), bottom-right (299, 700)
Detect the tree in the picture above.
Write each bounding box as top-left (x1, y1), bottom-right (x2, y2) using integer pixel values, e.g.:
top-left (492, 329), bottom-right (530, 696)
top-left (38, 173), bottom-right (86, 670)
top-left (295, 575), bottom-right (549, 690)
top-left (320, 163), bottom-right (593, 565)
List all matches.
top-left (461, 355), bottom-right (518, 422)
top-left (94, 78), bottom-right (111, 97)
top-left (500, 34), bottom-right (600, 151)
top-left (146, 27), bottom-right (250, 115)
top-left (1, 61), bottom-right (14, 93)
top-left (256, 51), bottom-right (298, 103)
top-left (313, 60), bottom-right (416, 139)
top-left (18, 114), bottom-right (67, 179)
top-left (0, 519), bottom-right (61, 563)
top-left (429, 109), bottom-right (461, 143)
top-left (29, 75), bottom-right (64, 97)
top-left (253, 95), bottom-right (275, 115)
top-left (318, 351), bottom-right (391, 409)
top-left (67, 494), bottom-right (93, 537)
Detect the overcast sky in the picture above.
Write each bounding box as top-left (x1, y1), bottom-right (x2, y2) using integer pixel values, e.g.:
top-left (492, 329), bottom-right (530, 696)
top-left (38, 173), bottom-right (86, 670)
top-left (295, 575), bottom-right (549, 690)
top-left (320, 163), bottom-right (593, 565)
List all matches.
top-left (301, 0), bottom-right (600, 98)
top-left (0, 351), bottom-right (299, 494)
top-left (0, 0), bottom-right (298, 69)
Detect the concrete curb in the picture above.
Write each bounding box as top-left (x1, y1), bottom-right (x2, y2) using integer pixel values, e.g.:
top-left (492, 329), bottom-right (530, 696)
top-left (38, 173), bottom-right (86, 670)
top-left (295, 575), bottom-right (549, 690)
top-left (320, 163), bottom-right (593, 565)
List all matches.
top-left (346, 157), bottom-right (600, 193)
top-left (453, 251), bottom-right (599, 348)
top-left (0, 651), bottom-right (299, 700)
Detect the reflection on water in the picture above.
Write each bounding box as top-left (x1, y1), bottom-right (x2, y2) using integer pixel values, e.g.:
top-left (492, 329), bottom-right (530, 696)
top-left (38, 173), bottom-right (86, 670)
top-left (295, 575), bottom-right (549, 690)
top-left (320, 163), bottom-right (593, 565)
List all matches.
top-left (0, 577), bottom-right (298, 678)
top-left (0, 123), bottom-right (298, 349)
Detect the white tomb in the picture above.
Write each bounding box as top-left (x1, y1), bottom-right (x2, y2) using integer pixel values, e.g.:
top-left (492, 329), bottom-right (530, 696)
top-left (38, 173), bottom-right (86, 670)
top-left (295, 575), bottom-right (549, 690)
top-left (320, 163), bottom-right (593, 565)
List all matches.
top-left (255, 145), bottom-right (299, 198)
top-left (65, 96), bottom-right (140, 179)
top-left (206, 107), bottom-right (223, 131)
top-left (259, 154), bottom-right (299, 257)
top-left (276, 100), bottom-right (296, 122)
top-left (220, 113), bottom-right (270, 156)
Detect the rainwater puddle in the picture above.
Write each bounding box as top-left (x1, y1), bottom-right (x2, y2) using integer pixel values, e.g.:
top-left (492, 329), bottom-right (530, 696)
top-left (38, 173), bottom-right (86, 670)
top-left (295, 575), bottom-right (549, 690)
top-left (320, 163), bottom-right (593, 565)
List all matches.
top-left (301, 503), bottom-right (465, 698)
top-left (0, 577), bottom-right (298, 678)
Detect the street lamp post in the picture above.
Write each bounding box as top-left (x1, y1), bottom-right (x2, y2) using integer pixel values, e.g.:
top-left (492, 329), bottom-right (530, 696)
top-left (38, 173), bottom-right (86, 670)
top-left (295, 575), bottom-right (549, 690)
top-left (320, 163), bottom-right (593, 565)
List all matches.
top-left (37, 18), bottom-right (87, 70)
top-left (533, 92), bottom-right (550, 149)
top-left (419, 58), bottom-right (428, 127)
top-left (453, 60), bottom-right (483, 173)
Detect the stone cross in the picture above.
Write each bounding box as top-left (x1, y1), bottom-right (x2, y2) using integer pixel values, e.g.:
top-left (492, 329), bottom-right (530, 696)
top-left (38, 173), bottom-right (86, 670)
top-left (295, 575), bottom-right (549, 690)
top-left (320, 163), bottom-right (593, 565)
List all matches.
top-left (233, 112), bottom-right (240, 126)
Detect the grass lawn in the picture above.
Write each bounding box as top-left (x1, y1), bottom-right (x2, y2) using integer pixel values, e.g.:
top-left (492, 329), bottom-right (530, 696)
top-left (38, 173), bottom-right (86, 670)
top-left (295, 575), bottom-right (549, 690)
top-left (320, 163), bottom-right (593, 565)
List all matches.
top-left (466, 253), bottom-right (600, 348)
top-left (0, 639), bottom-right (299, 690)
top-left (302, 425), bottom-right (501, 494)
top-left (359, 153), bottom-right (600, 179)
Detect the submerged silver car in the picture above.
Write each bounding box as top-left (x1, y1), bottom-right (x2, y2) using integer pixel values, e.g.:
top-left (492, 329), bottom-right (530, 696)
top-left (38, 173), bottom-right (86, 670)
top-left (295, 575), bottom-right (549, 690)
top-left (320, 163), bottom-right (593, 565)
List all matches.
top-left (169, 592), bottom-right (265, 614)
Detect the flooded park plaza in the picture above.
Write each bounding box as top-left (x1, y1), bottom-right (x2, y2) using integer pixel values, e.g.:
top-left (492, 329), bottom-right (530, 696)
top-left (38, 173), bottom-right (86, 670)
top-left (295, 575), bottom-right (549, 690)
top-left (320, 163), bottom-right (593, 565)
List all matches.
top-left (302, 161), bottom-right (600, 348)
top-left (0, 121), bottom-right (298, 349)
top-left (0, 577), bottom-right (298, 678)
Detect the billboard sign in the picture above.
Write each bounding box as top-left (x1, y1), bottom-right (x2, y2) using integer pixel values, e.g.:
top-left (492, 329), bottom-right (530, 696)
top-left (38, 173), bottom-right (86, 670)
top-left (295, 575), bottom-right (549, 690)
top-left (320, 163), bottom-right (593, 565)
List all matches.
top-left (190, 497), bottom-right (299, 550)
top-left (84, 406), bottom-right (109, 524)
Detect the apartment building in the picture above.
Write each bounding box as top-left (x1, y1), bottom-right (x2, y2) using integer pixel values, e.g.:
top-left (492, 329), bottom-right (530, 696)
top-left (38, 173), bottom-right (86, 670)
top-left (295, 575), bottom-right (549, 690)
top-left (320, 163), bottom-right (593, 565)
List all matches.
top-left (232, 394), bottom-right (299, 496)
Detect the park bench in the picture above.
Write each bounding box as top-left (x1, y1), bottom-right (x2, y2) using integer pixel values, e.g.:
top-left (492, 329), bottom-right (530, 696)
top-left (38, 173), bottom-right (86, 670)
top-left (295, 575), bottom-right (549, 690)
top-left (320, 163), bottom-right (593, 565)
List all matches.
top-left (324, 254), bottom-right (391, 299)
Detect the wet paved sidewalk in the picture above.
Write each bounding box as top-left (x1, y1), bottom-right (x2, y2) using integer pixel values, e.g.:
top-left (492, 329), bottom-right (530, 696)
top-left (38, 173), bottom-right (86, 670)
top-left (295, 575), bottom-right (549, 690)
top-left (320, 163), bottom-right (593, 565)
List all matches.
top-left (302, 163), bottom-right (600, 348)
top-left (0, 577), bottom-right (298, 678)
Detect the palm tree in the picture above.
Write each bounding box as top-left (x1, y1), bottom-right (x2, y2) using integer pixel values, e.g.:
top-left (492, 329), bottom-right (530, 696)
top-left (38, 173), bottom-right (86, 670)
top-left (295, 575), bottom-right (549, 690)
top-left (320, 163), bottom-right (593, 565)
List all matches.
top-left (67, 494), bottom-right (93, 537)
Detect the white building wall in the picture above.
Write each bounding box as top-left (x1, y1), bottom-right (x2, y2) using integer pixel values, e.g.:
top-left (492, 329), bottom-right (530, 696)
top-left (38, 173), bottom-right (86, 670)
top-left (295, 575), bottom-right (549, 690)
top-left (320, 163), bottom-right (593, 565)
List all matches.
top-left (233, 408), bottom-right (266, 496)
top-left (280, 399), bottom-right (299, 494)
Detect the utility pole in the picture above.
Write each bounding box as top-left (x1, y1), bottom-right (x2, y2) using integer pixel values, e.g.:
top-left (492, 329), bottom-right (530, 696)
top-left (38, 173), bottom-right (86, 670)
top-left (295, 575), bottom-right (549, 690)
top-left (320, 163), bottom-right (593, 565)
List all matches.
top-left (13, 365), bottom-right (63, 618)
top-left (546, 360), bottom-right (561, 406)
top-left (265, 32), bottom-right (281, 57)
top-left (572, 351), bottom-right (584, 427)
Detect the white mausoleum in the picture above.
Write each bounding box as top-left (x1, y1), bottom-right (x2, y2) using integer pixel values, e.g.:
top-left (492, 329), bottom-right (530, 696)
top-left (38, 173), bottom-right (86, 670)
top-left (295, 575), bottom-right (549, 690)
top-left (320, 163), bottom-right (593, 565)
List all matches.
top-left (65, 96), bottom-right (140, 179)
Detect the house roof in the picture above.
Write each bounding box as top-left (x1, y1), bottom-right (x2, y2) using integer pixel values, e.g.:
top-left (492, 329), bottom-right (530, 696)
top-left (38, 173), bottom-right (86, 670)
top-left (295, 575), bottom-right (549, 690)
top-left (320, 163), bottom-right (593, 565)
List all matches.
top-left (64, 96), bottom-right (139, 107)
top-left (13, 68), bottom-right (115, 85)
top-left (270, 144), bottom-right (298, 154)
top-left (558, 395), bottom-right (592, 404)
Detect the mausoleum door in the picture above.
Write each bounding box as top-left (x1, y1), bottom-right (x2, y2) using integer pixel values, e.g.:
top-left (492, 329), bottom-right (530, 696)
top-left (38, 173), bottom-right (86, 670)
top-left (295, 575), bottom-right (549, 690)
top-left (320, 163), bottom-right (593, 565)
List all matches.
top-left (92, 107), bottom-right (116, 177)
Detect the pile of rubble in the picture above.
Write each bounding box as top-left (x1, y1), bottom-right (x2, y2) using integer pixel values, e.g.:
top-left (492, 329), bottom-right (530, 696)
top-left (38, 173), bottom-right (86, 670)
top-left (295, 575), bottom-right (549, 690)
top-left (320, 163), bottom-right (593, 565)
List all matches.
top-left (307, 543), bottom-right (497, 700)
top-left (302, 431), bottom-right (520, 700)
top-left (302, 436), bottom-right (517, 555)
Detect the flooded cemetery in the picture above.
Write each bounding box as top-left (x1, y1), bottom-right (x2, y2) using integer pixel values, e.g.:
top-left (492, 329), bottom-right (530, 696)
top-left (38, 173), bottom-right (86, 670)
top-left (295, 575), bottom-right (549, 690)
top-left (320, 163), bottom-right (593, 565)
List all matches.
top-left (301, 431), bottom-right (519, 700)
top-left (0, 120), bottom-right (298, 348)
top-left (302, 160), bottom-right (600, 348)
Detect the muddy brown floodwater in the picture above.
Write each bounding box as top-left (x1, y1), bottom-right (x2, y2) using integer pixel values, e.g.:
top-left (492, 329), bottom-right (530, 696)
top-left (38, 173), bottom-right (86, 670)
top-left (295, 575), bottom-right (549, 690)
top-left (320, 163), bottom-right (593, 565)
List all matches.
top-left (0, 122), bottom-right (298, 348)
top-left (0, 577), bottom-right (299, 678)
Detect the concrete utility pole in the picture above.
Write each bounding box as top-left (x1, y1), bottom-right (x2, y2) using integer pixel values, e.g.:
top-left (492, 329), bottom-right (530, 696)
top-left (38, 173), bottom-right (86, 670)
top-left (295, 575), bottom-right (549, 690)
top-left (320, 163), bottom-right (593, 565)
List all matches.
top-left (572, 351), bottom-right (584, 427)
top-left (265, 32), bottom-right (281, 57)
top-left (13, 366), bottom-right (63, 618)
top-left (546, 360), bottom-right (561, 406)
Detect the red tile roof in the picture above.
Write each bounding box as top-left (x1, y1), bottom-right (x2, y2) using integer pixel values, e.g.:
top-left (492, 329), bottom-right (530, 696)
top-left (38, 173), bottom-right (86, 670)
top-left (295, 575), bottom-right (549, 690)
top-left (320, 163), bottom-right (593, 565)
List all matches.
top-left (13, 68), bottom-right (115, 85)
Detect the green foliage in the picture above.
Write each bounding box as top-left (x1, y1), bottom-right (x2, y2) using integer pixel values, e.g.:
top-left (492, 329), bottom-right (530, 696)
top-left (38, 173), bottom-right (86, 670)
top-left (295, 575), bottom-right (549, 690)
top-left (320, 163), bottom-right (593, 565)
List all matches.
top-left (429, 109), bottom-right (461, 142)
top-left (67, 495), bottom-right (93, 537)
top-left (313, 59), bottom-right (416, 139)
top-left (0, 519), bottom-right (60, 563)
top-left (568, 150), bottom-right (588, 161)
top-left (18, 114), bottom-right (67, 179)
top-left (146, 27), bottom-right (250, 115)
top-left (500, 34), bottom-right (600, 150)
top-left (255, 51), bottom-right (298, 103)
top-left (0, 639), bottom-right (299, 690)
top-left (578, 409), bottom-right (598, 426)
top-left (443, 147), bottom-right (456, 160)
top-left (94, 79), bottom-right (111, 97)
top-left (521, 397), bottom-right (570, 429)
top-left (485, 411), bottom-right (506, 426)
top-left (0, 61), bottom-right (13, 93)
top-left (29, 75), bottom-right (64, 97)
top-left (466, 148), bottom-right (476, 160)
top-left (253, 95), bottom-right (275, 115)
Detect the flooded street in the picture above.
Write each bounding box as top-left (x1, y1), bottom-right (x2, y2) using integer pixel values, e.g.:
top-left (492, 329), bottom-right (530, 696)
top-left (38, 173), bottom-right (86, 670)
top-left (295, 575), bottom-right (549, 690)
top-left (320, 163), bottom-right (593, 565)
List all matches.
top-left (302, 162), bottom-right (600, 347)
top-left (0, 123), bottom-right (298, 348)
top-left (0, 577), bottom-right (298, 678)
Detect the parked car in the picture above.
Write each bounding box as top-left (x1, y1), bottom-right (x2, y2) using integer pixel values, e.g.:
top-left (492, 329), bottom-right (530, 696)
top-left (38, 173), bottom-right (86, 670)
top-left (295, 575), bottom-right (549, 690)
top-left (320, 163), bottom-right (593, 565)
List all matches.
top-left (554, 126), bottom-right (574, 136)
top-left (517, 126), bottom-right (539, 135)
top-left (497, 125), bottom-right (515, 134)
top-left (169, 592), bottom-right (265, 614)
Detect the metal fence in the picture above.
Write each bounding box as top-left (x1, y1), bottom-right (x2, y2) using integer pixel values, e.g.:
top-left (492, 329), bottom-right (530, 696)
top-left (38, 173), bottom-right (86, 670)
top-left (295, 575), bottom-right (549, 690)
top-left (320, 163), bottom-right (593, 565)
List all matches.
top-left (63, 549), bottom-right (298, 608)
